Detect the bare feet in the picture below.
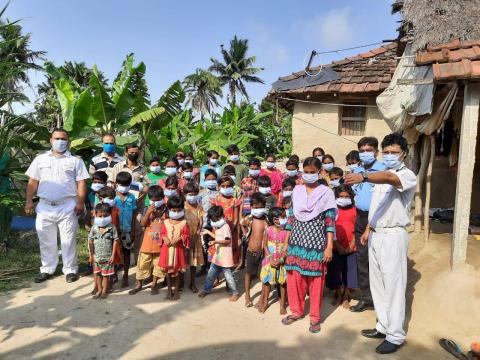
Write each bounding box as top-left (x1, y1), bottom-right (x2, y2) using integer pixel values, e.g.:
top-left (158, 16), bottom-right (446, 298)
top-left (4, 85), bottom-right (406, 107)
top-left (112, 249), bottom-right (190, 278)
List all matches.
top-left (121, 277), bottom-right (129, 288)
top-left (92, 292), bottom-right (101, 299)
top-left (198, 291), bottom-right (208, 298)
top-left (212, 279), bottom-right (220, 288)
top-left (129, 282), bottom-right (142, 295)
top-left (245, 300), bottom-right (254, 308)
top-left (172, 292), bottom-right (180, 301)
top-left (189, 285), bottom-right (199, 293)
top-left (229, 294), bottom-right (240, 302)
top-left (258, 303), bottom-right (267, 313)
top-left (100, 292), bottom-right (108, 299)
top-left (91, 287), bottom-right (98, 295)
top-left (150, 287), bottom-right (159, 295)
top-left (280, 307), bottom-right (287, 315)
top-left (342, 299), bottom-right (350, 309)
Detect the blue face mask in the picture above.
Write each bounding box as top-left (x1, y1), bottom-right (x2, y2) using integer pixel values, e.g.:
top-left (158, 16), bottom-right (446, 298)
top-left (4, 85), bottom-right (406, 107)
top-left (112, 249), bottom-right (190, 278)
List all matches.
top-left (103, 143), bottom-right (116, 154)
top-left (52, 139), bottom-right (68, 153)
top-left (359, 151), bottom-right (376, 165)
top-left (169, 210), bottom-right (184, 220)
top-left (205, 180), bottom-right (217, 190)
top-left (286, 170), bottom-right (298, 177)
top-left (229, 154), bottom-right (240, 162)
top-left (322, 163), bottom-right (334, 171)
top-left (220, 187), bottom-right (234, 197)
top-left (94, 216), bottom-right (112, 227)
top-left (282, 190), bottom-right (292, 198)
top-left (348, 163), bottom-right (360, 172)
top-left (383, 154), bottom-right (403, 169)
top-left (91, 183), bottom-right (105, 192)
top-left (330, 179), bottom-right (341, 188)
top-left (259, 187), bottom-right (271, 195)
top-left (249, 169), bottom-right (260, 177)
top-left (164, 189), bottom-right (177, 197)
top-left (165, 167), bottom-right (177, 176)
top-left (302, 173), bottom-right (318, 184)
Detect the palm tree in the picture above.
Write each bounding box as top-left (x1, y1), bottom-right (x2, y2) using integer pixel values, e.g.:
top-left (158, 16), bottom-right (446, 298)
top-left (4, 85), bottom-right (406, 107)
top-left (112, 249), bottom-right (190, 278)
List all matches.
top-left (183, 68), bottom-right (222, 120)
top-left (209, 35), bottom-right (264, 105)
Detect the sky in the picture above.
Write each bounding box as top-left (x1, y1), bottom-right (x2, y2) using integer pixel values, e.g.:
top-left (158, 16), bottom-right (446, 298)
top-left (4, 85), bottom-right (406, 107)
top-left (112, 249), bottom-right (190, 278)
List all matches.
top-left (6, 0), bottom-right (400, 111)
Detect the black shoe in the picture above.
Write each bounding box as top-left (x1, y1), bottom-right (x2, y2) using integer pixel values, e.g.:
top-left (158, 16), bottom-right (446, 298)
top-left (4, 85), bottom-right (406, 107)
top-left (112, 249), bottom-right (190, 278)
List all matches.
top-left (376, 340), bottom-right (402, 354)
top-left (66, 273), bottom-right (79, 283)
top-left (34, 273), bottom-right (52, 283)
top-left (350, 300), bottom-right (374, 312)
top-left (361, 329), bottom-right (386, 339)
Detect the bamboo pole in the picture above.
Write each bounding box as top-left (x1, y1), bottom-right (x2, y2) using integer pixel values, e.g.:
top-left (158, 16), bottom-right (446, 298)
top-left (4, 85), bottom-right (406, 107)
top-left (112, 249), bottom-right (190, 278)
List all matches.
top-left (414, 136), bottom-right (430, 234)
top-left (423, 135), bottom-right (436, 243)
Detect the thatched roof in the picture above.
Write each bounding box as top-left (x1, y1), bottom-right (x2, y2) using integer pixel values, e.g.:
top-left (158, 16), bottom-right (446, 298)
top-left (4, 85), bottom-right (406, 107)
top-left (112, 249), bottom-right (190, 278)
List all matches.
top-left (403, 0), bottom-right (480, 51)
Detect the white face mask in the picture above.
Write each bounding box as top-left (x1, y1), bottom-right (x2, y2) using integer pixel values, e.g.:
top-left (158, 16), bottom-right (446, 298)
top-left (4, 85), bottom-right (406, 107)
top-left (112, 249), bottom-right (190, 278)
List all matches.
top-left (91, 183), bottom-right (105, 192)
top-left (94, 216), bottom-right (112, 227)
top-left (177, 159), bottom-right (185, 166)
top-left (102, 198), bottom-right (115, 206)
top-left (249, 169), bottom-right (260, 177)
top-left (52, 139), bottom-right (69, 153)
top-left (229, 154), bottom-right (240, 162)
top-left (258, 187), bottom-right (271, 195)
top-left (153, 200), bottom-right (164, 208)
top-left (336, 198), bottom-right (352, 207)
top-left (322, 163), bottom-right (334, 171)
top-left (211, 218), bottom-right (225, 229)
top-left (185, 159), bottom-right (194, 165)
top-left (165, 167), bottom-right (177, 176)
top-left (183, 171), bottom-right (193, 179)
top-left (286, 169), bottom-right (298, 177)
top-left (150, 165), bottom-right (161, 174)
top-left (278, 218), bottom-right (288, 227)
top-left (348, 163), bottom-right (360, 172)
top-left (330, 179), bottom-right (341, 188)
top-left (251, 208), bottom-right (266, 218)
top-left (204, 180), bottom-right (218, 190)
top-left (209, 158), bottom-right (218, 165)
top-left (117, 185), bottom-right (130, 194)
top-left (220, 187), bottom-right (234, 197)
top-left (265, 161), bottom-right (275, 169)
top-left (169, 210), bottom-right (185, 220)
top-left (164, 189), bottom-right (177, 197)
top-left (186, 194), bottom-right (198, 204)
top-left (282, 190), bottom-right (293, 198)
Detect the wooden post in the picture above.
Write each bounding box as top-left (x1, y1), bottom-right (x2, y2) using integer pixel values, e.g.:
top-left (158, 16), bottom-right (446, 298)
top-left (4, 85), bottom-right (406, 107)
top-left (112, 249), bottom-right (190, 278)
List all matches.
top-left (451, 83), bottom-right (480, 268)
top-left (414, 137), bottom-right (430, 234)
top-left (423, 135), bottom-right (435, 243)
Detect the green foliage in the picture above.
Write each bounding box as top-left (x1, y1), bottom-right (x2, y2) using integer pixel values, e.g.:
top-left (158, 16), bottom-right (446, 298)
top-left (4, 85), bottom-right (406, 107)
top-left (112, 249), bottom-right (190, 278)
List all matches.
top-left (183, 68), bottom-right (222, 119)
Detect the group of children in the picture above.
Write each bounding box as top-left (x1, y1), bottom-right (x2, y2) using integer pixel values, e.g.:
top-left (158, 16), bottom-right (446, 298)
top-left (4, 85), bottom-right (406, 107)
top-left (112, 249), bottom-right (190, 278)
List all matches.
top-left (86, 143), bottom-right (360, 315)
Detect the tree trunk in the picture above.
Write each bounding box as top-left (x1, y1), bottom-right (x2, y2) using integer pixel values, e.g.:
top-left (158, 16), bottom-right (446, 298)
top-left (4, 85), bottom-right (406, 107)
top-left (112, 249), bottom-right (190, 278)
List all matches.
top-left (423, 135), bottom-right (435, 243)
top-left (414, 135), bottom-right (430, 234)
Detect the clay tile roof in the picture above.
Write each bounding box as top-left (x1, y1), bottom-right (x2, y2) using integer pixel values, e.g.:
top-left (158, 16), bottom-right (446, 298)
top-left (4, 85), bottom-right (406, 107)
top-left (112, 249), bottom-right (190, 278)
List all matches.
top-left (416, 39), bottom-right (480, 81)
top-left (269, 42), bottom-right (398, 97)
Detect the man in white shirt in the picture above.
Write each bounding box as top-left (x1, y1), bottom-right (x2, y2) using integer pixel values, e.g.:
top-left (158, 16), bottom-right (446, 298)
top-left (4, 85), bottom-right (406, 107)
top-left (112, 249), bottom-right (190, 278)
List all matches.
top-left (345, 133), bottom-right (417, 355)
top-left (25, 128), bottom-right (89, 283)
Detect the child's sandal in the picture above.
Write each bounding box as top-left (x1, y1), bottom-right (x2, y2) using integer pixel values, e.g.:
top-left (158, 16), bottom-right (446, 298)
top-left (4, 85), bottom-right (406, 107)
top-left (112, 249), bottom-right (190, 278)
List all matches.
top-left (309, 321), bottom-right (321, 334)
top-left (281, 315), bottom-right (300, 325)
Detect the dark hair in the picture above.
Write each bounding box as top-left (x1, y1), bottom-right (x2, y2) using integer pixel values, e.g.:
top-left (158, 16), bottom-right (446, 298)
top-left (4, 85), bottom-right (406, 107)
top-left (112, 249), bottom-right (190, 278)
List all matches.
top-left (95, 202), bottom-right (112, 215)
top-left (102, 133), bottom-right (115, 141)
top-left (185, 152), bottom-right (194, 159)
top-left (218, 175), bottom-right (234, 187)
top-left (204, 169), bottom-right (218, 179)
top-left (226, 144), bottom-right (239, 154)
top-left (208, 205), bottom-right (224, 221)
top-left (97, 186), bottom-right (116, 200)
top-left (183, 181), bottom-right (199, 194)
top-left (334, 184), bottom-right (355, 204)
top-left (125, 143), bottom-right (139, 151)
top-left (182, 162), bottom-right (193, 171)
top-left (223, 164), bottom-right (236, 175)
top-left (148, 185), bottom-right (164, 199)
top-left (282, 177), bottom-right (297, 189)
top-left (248, 157), bottom-right (261, 167)
top-left (206, 150), bottom-right (219, 158)
top-left (167, 195), bottom-right (184, 209)
top-left (116, 171), bottom-right (132, 186)
top-left (268, 207), bottom-right (286, 225)
top-left (257, 175), bottom-right (271, 187)
top-left (303, 156), bottom-right (322, 170)
top-left (381, 132), bottom-right (409, 153)
top-left (165, 175), bottom-right (179, 188)
top-left (92, 171), bottom-right (108, 183)
top-left (322, 154), bottom-right (335, 164)
top-left (286, 159), bottom-right (299, 169)
top-left (166, 156), bottom-right (179, 167)
top-left (330, 167), bottom-right (344, 177)
top-left (51, 128), bottom-right (69, 138)
top-left (312, 147), bottom-right (325, 156)
top-left (358, 136), bottom-right (379, 150)
top-left (251, 192), bottom-right (266, 207)
top-left (265, 154), bottom-right (276, 161)
top-left (282, 196), bottom-right (292, 207)
top-left (289, 154), bottom-right (300, 164)
top-left (346, 150), bottom-right (360, 163)
top-left (150, 156), bottom-right (160, 164)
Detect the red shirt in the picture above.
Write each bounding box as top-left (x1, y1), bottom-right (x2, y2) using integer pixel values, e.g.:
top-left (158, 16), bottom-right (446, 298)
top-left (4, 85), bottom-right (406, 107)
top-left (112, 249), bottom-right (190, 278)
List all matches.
top-left (336, 206), bottom-right (356, 250)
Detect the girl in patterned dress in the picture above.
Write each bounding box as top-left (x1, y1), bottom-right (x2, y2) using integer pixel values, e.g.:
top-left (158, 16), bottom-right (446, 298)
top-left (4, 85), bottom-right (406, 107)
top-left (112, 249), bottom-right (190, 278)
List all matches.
top-left (259, 207), bottom-right (289, 314)
top-left (158, 195), bottom-right (190, 300)
top-left (282, 157), bottom-right (336, 334)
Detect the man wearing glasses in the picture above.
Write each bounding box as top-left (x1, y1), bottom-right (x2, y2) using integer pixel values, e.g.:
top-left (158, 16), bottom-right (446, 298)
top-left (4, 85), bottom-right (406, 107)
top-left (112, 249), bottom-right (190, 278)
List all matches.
top-left (25, 128), bottom-right (89, 284)
top-left (345, 133), bottom-right (417, 355)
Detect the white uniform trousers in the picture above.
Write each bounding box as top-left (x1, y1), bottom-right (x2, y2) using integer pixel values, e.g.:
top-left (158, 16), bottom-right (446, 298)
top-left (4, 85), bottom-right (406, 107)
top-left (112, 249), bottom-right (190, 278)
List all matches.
top-left (368, 227), bottom-right (409, 345)
top-left (35, 198), bottom-right (79, 275)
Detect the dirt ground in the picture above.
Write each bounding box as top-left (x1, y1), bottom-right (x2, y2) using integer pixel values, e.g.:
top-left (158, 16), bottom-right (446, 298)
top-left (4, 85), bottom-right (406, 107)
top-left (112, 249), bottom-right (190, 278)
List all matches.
top-left (1, 226), bottom-right (479, 360)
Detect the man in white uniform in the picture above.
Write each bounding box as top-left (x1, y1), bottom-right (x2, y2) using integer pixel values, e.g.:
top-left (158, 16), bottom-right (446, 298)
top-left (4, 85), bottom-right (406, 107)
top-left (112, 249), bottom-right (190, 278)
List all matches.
top-left (25, 128), bottom-right (89, 283)
top-left (345, 133), bottom-right (416, 355)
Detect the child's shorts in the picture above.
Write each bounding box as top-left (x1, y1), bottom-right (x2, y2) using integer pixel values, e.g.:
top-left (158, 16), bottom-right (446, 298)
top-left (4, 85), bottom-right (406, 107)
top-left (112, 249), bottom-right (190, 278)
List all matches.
top-left (94, 261), bottom-right (115, 276)
top-left (136, 252), bottom-right (164, 280)
top-left (246, 249), bottom-right (263, 275)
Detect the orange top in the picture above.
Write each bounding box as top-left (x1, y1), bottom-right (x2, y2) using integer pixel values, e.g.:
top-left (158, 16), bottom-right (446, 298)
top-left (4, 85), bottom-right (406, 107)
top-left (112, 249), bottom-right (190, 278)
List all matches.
top-left (140, 220), bottom-right (163, 253)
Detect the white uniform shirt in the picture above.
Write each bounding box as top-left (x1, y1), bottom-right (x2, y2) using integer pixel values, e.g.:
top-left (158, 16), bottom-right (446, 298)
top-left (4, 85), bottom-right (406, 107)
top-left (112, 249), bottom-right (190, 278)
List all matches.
top-left (368, 164), bottom-right (417, 229)
top-left (26, 151), bottom-right (90, 202)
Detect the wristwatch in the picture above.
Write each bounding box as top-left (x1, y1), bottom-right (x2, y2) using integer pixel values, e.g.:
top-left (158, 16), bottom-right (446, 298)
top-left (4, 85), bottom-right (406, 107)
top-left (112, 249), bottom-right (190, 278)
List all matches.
top-left (362, 172), bottom-right (369, 182)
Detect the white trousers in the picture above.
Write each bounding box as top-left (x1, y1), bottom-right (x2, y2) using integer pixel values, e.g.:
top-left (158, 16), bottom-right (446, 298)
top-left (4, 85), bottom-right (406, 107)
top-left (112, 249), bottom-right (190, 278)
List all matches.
top-left (368, 228), bottom-right (409, 345)
top-left (35, 199), bottom-right (79, 275)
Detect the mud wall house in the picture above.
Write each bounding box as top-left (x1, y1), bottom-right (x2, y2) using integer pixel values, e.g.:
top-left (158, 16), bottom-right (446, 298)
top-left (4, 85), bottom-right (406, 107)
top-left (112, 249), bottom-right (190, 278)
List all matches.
top-left (267, 43), bottom-right (397, 164)
top-left (377, 0), bottom-right (480, 267)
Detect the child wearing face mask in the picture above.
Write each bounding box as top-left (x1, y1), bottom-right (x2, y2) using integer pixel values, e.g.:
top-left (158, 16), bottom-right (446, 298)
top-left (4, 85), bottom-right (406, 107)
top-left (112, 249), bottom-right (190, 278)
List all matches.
top-left (240, 157), bottom-right (261, 218)
top-left (88, 203), bottom-right (120, 299)
top-left (198, 206), bottom-right (239, 301)
top-left (158, 157), bottom-right (183, 189)
top-left (260, 154), bottom-right (283, 195)
top-left (181, 162), bottom-right (196, 189)
top-left (163, 176), bottom-right (181, 202)
top-left (257, 175), bottom-right (277, 212)
top-left (184, 152), bottom-right (200, 182)
top-left (240, 192), bottom-right (268, 308)
top-left (114, 172), bottom-right (137, 287)
top-left (259, 207), bottom-right (289, 314)
top-left (326, 184), bottom-right (358, 309)
top-left (282, 196), bottom-right (294, 232)
top-left (147, 156), bottom-right (167, 183)
top-left (321, 154), bottom-right (335, 181)
top-left (200, 150), bottom-right (221, 188)
top-left (129, 186), bottom-right (166, 296)
top-left (86, 171), bottom-right (108, 231)
top-left (211, 176), bottom-right (241, 266)
top-left (276, 177), bottom-right (297, 207)
top-left (222, 165), bottom-right (243, 199)
top-left (329, 167), bottom-right (344, 189)
top-left (345, 150), bottom-right (361, 174)
top-left (158, 195), bottom-right (190, 300)
top-left (284, 158), bottom-right (302, 185)
top-left (183, 182), bottom-right (204, 293)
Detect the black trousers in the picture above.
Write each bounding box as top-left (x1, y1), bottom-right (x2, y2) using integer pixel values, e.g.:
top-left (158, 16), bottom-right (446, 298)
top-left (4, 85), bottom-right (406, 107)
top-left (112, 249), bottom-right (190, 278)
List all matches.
top-left (355, 209), bottom-right (373, 303)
